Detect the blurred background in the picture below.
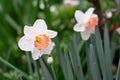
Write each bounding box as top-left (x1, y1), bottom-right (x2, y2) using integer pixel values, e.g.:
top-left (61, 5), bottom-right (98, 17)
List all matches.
top-left (0, 0), bottom-right (120, 80)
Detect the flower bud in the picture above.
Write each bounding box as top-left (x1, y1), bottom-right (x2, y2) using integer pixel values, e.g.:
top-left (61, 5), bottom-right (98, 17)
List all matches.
top-left (47, 57), bottom-right (53, 64)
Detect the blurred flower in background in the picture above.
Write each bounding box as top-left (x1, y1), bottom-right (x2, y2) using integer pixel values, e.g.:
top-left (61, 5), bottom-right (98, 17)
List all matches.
top-left (116, 27), bottom-right (120, 34)
top-left (50, 5), bottom-right (56, 12)
top-left (105, 11), bottom-right (113, 18)
top-left (39, 0), bottom-right (45, 10)
top-left (63, 0), bottom-right (79, 6)
top-left (74, 8), bottom-right (98, 40)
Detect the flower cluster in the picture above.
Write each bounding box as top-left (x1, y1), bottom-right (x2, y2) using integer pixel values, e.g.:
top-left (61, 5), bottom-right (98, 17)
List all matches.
top-left (18, 8), bottom-right (98, 61)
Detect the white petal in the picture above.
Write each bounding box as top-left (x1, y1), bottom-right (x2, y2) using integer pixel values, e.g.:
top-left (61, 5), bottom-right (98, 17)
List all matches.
top-left (32, 48), bottom-right (42, 60)
top-left (91, 13), bottom-right (98, 19)
top-left (18, 36), bottom-right (34, 51)
top-left (74, 23), bottom-right (86, 32)
top-left (42, 42), bottom-right (55, 55)
top-left (85, 8), bottom-right (94, 20)
top-left (80, 29), bottom-right (91, 40)
top-left (33, 19), bottom-right (47, 34)
top-left (75, 10), bottom-right (85, 23)
top-left (45, 30), bottom-right (57, 38)
top-left (24, 25), bottom-right (37, 38)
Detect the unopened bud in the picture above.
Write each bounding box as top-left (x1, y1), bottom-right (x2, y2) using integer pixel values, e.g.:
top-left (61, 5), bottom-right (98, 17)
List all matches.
top-left (47, 57), bottom-right (53, 64)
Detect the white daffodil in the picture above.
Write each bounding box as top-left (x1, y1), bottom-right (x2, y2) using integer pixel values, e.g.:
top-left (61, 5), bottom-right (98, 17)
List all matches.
top-left (18, 19), bottom-right (57, 60)
top-left (74, 8), bottom-right (98, 40)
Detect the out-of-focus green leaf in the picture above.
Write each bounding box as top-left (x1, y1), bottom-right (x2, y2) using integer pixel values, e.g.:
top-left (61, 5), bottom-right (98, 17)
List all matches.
top-left (116, 58), bottom-right (120, 80)
top-left (104, 26), bottom-right (113, 80)
top-left (54, 37), bottom-right (70, 80)
top-left (50, 65), bottom-right (57, 80)
top-left (5, 14), bottom-right (21, 34)
top-left (33, 60), bottom-right (41, 80)
top-left (70, 35), bottom-right (84, 80)
top-left (26, 53), bottom-right (34, 80)
top-left (39, 58), bottom-right (53, 80)
top-left (0, 57), bottom-right (29, 79)
top-left (64, 50), bottom-right (74, 80)
top-left (87, 44), bottom-right (101, 80)
top-left (95, 27), bottom-right (108, 80)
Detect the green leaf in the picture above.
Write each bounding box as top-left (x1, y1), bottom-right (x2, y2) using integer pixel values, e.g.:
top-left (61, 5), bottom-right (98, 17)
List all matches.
top-left (95, 27), bottom-right (107, 80)
top-left (39, 58), bottom-right (53, 80)
top-left (64, 50), bottom-right (74, 80)
top-left (50, 65), bottom-right (57, 80)
top-left (116, 59), bottom-right (120, 80)
top-left (54, 37), bottom-right (69, 80)
top-left (87, 44), bottom-right (101, 80)
top-left (33, 59), bottom-right (41, 80)
top-left (0, 57), bottom-right (29, 79)
top-left (104, 26), bottom-right (113, 80)
top-left (70, 35), bottom-right (84, 80)
top-left (5, 14), bottom-right (21, 34)
top-left (26, 53), bottom-right (34, 80)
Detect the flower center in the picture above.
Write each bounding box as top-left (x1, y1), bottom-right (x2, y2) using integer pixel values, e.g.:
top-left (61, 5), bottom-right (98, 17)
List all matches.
top-left (85, 17), bottom-right (98, 30)
top-left (34, 34), bottom-right (50, 51)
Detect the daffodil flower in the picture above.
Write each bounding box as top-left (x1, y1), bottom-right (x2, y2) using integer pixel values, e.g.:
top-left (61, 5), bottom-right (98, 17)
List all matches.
top-left (74, 8), bottom-right (98, 40)
top-left (18, 19), bottom-right (57, 60)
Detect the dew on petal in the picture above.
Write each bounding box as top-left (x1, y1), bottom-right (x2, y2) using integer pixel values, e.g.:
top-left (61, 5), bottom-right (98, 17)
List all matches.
top-left (85, 17), bottom-right (98, 30)
top-left (34, 34), bottom-right (50, 51)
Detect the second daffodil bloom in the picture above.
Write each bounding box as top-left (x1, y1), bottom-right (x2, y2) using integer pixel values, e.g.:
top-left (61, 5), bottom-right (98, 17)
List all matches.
top-left (74, 8), bottom-right (98, 40)
top-left (18, 19), bottom-right (57, 60)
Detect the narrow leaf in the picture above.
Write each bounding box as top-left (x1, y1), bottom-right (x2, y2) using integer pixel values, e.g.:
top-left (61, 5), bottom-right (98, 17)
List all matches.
top-left (104, 26), bottom-right (113, 80)
top-left (87, 44), bottom-right (101, 80)
top-left (39, 58), bottom-right (53, 80)
top-left (54, 37), bottom-right (69, 80)
top-left (51, 65), bottom-right (57, 80)
top-left (70, 35), bottom-right (84, 80)
top-left (64, 50), bottom-right (74, 80)
top-left (116, 58), bottom-right (120, 80)
top-left (0, 57), bottom-right (29, 79)
top-left (26, 53), bottom-right (34, 80)
top-left (95, 27), bottom-right (107, 80)
top-left (33, 60), bottom-right (41, 80)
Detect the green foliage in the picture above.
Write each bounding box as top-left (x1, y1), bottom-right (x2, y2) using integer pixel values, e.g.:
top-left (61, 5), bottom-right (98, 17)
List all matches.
top-left (0, 0), bottom-right (120, 80)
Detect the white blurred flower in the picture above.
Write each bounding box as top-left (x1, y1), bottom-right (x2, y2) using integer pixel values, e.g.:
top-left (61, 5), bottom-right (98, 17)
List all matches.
top-left (50, 5), bottom-right (56, 12)
top-left (105, 11), bottom-right (113, 18)
top-left (63, 0), bottom-right (79, 6)
top-left (33, 0), bottom-right (37, 7)
top-left (47, 57), bottom-right (53, 64)
top-left (39, 1), bottom-right (45, 10)
top-left (18, 19), bottom-right (57, 60)
top-left (116, 28), bottom-right (120, 34)
top-left (74, 8), bottom-right (98, 40)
